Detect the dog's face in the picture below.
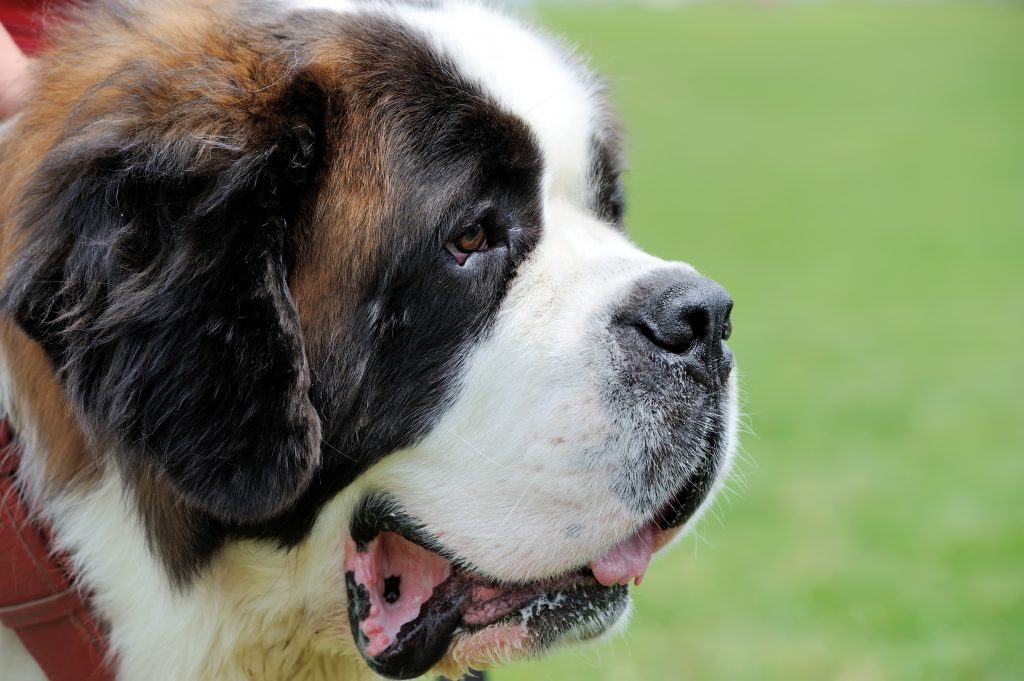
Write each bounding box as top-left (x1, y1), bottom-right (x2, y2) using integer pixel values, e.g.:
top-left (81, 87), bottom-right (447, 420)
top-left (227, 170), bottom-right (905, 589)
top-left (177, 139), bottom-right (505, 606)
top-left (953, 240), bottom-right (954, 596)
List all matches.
top-left (1, 1), bottom-right (737, 677)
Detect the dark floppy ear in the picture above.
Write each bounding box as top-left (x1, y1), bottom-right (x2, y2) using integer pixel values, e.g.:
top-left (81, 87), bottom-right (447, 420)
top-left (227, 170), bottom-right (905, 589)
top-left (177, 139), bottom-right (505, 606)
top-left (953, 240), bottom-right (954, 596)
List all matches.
top-left (1, 61), bottom-right (326, 523)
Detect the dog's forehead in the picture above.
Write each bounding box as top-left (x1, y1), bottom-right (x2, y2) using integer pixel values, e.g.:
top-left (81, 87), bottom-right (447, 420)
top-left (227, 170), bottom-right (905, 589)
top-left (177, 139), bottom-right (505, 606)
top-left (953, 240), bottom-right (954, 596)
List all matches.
top-left (292, 0), bottom-right (601, 200)
top-left (393, 3), bottom-right (599, 199)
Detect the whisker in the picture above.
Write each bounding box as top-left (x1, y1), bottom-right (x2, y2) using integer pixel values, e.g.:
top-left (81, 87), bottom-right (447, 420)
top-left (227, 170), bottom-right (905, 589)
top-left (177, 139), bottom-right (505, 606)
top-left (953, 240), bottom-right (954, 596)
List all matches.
top-left (448, 429), bottom-right (508, 469)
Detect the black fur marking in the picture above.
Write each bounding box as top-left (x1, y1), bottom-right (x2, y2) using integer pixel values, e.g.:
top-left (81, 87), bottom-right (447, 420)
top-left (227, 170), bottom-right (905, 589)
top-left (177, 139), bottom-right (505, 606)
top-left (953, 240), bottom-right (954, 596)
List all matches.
top-left (234, 16), bottom-right (544, 550)
top-left (348, 492), bottom-right (463, 567)
top-left (591, 136), bottom-right (626, 227)
top-left (345, 571), bottom-right (373, 622)
top-left (1, 30), bottom-right (326, 538)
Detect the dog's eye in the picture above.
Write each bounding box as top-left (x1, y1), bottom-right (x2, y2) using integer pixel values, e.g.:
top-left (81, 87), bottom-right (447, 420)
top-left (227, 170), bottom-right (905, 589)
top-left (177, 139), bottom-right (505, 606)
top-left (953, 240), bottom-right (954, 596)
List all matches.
top-left (454, 222), bottom-right (487, 253)
top-left (445, 222), bottom-right (489, 266)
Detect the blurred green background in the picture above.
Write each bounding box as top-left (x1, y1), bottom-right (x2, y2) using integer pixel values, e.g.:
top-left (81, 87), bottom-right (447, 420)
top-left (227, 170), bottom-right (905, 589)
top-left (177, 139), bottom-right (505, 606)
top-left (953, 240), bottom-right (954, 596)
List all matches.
top-left (492, 2), bottom-right (1024, 680)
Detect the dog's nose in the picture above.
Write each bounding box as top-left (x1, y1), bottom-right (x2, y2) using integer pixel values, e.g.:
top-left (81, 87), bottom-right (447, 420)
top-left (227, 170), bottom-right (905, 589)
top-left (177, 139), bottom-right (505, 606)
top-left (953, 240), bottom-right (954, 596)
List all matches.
top-left (621, 270), bottom-right (734, 385)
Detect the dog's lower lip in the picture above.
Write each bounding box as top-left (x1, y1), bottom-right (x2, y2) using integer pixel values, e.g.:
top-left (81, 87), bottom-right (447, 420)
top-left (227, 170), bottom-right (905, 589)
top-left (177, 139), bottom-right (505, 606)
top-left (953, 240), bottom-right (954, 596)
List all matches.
top-left (344, 497), bottom-right (636, 679)
top-left (657, 468), bottom-right (715, 531)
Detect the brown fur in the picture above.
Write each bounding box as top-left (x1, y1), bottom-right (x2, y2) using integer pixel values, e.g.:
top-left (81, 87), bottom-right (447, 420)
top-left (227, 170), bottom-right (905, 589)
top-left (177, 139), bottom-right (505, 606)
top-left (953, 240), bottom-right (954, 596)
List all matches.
top-left (0, 0), bottom-right (393, 500)
top-left (0, 321), bottom-right (93, 492)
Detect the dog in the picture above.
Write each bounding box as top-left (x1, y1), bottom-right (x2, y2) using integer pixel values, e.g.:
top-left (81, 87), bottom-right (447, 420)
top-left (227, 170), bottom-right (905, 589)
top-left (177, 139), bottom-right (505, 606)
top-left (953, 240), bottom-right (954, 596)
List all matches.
top-left (0, 1), bottom-right (738, 678)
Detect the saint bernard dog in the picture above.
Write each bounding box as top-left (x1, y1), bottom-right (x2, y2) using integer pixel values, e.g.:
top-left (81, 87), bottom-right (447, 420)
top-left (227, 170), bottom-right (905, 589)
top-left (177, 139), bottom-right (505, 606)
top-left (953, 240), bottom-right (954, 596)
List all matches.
top-left (0, 0), bottom-right (738, 679)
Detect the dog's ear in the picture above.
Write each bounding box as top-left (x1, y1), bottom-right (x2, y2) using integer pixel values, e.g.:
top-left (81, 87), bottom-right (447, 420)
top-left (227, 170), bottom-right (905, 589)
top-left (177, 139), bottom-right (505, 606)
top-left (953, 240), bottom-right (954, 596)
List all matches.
top-left (1, 53), bottom-right (327, 523)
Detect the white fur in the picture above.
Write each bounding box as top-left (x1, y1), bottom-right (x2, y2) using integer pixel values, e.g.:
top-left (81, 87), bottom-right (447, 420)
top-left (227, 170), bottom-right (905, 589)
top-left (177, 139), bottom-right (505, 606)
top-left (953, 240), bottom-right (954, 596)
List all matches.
top-left (0, 114), bottom-right (20, 139)
top-left (45, 472), bottom-right (371, 680)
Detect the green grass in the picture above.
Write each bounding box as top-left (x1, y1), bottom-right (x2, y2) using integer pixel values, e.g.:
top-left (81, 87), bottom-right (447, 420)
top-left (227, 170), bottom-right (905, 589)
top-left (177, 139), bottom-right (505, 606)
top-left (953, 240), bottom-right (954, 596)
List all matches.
top-left (493, 2), bottom-right (1024, 680)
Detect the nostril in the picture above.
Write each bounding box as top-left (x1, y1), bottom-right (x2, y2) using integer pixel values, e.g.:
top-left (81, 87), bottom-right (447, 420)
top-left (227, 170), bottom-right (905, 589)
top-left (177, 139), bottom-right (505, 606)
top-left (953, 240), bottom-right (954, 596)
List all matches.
top-left (633, 319), bottom-right (695, 355)
top-left (638, 295), bottom-right (718, 356)
top-left (684, 306), bottom-right (710, 345)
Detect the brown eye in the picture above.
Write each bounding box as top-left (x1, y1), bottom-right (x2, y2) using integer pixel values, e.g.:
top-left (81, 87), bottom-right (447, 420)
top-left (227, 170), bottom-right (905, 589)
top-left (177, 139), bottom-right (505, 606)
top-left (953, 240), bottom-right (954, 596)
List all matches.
top-left (454, 223), bottom-right (487, 253)
top-left (445, 221), bottom-right (489, 266)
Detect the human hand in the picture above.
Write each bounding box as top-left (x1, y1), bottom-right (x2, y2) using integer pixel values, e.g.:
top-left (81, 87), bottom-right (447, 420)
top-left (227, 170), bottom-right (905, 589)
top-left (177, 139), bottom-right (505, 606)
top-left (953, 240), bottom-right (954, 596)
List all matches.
top-left (0, 24), bottom-right (30, 119)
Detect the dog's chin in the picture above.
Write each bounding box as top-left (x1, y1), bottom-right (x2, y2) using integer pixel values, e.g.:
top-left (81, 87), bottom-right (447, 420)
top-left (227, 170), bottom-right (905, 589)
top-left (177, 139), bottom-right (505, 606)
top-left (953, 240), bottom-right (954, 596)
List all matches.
top-left (342, 491), bottom-right (698, 680)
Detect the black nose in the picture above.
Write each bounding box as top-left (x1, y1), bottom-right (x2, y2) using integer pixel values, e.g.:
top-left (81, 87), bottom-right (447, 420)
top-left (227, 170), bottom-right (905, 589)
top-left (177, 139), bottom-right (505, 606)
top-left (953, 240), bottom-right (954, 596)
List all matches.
top-left (621, 270), bottom-right (734, 385)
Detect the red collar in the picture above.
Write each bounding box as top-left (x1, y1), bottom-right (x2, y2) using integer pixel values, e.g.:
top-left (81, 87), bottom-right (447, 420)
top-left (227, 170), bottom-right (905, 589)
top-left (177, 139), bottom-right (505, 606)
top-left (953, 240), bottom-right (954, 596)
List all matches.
top-left (0, 417), bottom-right (115, 680)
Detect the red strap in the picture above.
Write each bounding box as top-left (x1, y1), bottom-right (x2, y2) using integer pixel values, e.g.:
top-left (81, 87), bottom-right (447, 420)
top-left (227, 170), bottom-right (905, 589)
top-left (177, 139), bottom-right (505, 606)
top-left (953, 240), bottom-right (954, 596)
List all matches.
top-left (0, 0), bottom-right (73, 54)
top-left (0, 418), bottom-right (116, 681)
top-left (0, 0), bottom-right (45, 53)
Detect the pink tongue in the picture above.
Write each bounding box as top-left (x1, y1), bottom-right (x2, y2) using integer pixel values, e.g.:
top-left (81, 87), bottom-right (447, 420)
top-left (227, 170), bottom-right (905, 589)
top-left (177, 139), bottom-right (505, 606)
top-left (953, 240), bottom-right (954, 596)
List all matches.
top-left (589, 523), bottom-right (657, 587)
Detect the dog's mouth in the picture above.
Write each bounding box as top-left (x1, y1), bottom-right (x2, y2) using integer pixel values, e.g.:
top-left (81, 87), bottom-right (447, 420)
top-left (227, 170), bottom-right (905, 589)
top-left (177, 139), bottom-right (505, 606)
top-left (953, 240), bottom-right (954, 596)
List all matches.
top-left (344, 490), bottom-right (700, 679)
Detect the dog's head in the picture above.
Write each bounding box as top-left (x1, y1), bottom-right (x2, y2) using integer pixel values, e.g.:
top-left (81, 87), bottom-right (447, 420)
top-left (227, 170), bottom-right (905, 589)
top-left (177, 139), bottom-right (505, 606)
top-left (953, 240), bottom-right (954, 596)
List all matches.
top-left (1, 1), bottom-right (737, 677)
